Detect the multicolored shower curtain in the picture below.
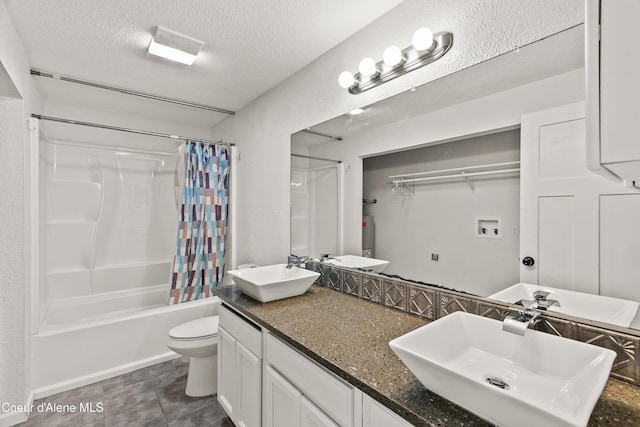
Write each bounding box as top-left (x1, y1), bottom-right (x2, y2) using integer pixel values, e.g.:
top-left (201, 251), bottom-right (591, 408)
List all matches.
top-left (169, 141), bottom-right (230, 304)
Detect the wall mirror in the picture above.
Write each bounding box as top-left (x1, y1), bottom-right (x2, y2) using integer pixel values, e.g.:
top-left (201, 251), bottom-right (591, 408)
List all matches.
top-left (291, 25), bottom-right (640, 333)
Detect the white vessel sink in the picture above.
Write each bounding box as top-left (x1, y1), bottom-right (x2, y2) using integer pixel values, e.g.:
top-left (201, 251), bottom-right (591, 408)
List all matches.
top-left (490, 283), bottom-right (639, 328)
top-left (227, 264), bottom-right (320, 303)
top-left (389, 312), bottom-right (615, 427)
top-left (322, 255), bottom-right (389, 272)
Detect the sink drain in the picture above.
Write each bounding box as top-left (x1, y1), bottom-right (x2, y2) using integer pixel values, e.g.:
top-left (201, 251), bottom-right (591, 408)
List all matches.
top-left (485, 376), bottom-right (510, 390)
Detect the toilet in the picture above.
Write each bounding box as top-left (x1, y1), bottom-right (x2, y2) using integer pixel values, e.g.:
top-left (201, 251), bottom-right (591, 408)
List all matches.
top-left (167, 315), bottom-right (219, 397)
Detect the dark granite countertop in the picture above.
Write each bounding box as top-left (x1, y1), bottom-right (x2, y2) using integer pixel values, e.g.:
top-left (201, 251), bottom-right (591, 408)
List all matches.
top-left (215, 284), bottom-right (640, 427)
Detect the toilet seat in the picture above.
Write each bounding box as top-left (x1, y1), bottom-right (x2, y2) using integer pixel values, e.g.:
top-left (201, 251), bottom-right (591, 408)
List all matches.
top-left (169, 316), bottom-right (219, 341)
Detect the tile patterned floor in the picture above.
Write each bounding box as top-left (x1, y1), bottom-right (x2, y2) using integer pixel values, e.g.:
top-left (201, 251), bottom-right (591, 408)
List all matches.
top-left (18, 357), bottom-right (233, 427)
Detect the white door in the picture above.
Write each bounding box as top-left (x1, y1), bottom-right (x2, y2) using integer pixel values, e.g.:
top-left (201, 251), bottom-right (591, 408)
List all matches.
top-left (217, 327), bottom-right (237, 419)
top-left (520, 102), bottom-right (639, 296)
top-left (265, 366), bottom-right (301, 427)
top-left (300, 396), bottom-right (339, 427)
top-left (237, 341), bottom-right (262, 427)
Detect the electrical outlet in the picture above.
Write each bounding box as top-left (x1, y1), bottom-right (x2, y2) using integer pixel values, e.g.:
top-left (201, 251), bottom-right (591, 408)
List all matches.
top-left (431, 253), bottom-right (439, 262)
top-left (511, 226), bottom-right (519, 237)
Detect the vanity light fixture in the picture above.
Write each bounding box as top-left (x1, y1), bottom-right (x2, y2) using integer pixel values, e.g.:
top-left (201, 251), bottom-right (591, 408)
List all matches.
top-left (147, 26), bottom-right (204, 66)
top-left (338, 27), bottom-right (453, 94)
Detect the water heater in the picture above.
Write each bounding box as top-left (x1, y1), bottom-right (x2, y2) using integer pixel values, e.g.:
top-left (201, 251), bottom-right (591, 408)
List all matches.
top-left (362, 215), bottom-right (374, 257)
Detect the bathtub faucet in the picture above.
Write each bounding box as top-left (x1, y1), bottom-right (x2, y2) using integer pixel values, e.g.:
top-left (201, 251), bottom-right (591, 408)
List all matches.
top-left (287, 254), bottom-right (308, 269)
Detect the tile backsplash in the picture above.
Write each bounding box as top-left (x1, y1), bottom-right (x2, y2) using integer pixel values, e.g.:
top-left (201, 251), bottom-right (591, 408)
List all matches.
top-left (307, 261), bottom-right (640, 385)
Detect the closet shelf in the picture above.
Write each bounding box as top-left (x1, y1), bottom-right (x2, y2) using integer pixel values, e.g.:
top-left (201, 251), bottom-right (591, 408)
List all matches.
top-left (47, 180), bottom-right (102, 185)
top-left (389, 161), bottom-right (520, 192)
top-left (47, 268), bottom-right (91, 275)
top-left (47, 220), bottom-right (98, 225)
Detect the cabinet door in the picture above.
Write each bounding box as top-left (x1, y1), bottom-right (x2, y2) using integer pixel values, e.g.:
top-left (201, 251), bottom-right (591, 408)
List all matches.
top-left (362, 395), bottom-right (412, 427)
top-left (217, 326), bottom-right (237, 419)
top-left (237, 341), bottom-right (262, 427)
top-left (600, 0), bottom-right (640, 165)
top-left (301, 396), bottom-right (339, 427)
top-left (265, 366), bottom-right (301, 427)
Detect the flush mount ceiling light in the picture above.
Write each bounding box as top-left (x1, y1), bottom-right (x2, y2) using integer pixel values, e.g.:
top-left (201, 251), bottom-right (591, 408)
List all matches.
top-left (338, 27), bottom-right (453, 94)
top-left (147, 26), bottom-right (204, 66)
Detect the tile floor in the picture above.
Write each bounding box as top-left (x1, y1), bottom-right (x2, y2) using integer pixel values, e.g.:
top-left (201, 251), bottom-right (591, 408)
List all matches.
top-left (18, 357), bottom-right (233, 427)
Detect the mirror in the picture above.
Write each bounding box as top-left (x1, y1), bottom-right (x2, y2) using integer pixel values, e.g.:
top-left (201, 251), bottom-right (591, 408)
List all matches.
top-left (291, 25), bottom-right (640, 332)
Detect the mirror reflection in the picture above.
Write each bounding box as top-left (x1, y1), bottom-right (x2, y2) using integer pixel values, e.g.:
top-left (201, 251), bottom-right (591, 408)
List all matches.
top-left (291, 25), bottom-right (640, 332)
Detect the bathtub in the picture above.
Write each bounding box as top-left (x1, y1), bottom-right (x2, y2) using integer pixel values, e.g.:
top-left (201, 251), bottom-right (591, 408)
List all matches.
top-left (32, 286), bottom-right (219, 398)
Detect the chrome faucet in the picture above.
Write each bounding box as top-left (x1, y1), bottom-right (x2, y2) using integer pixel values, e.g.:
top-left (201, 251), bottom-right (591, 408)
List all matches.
top-left (319, 253), bottom-right (338, 262)
top-left (286, 254), bottom-right (308, 269)
top-left (532, 290), bottom-right (561, 310)
top-left (502, 299), bottom-right (541, 336)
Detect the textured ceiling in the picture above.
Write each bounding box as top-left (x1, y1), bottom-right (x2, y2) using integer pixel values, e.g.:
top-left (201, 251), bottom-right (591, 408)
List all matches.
top-left (5, 0), bottom-right (402, 124)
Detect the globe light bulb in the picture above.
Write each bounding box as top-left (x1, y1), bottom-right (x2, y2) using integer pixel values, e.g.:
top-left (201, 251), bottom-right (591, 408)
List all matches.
top-left (412, 27), bottom-right (434, 51)
top-left (358, 57), bottom-right (378, 77)
top-left (383, 45), bottom-right (403, 67)
top-left (338, 71), bottom-right (356, 88)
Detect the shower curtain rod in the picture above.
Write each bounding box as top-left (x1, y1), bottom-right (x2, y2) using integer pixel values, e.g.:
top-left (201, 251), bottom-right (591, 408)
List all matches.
top-left (301, 129), bottom-right (343, 141)
top-left (31, 114), bottom-right (235, 147)
top-left (31, 69), bottom-right (235, 116)
top-left (291, 153), bottom-right (341, 164)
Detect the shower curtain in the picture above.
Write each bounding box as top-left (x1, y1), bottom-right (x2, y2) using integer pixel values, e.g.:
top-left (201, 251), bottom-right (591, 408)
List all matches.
top-left (169, 141), bottom-right (230, 304)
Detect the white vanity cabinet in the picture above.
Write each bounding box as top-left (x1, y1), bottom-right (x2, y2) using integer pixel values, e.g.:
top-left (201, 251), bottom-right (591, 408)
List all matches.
top-left (362, 395), bottom-right (412, 427)
top-left (218, 302), bottom-right (417, 427)
top-left (587, 0), bottom-right (640, 185)
top-left (264, 365), bottom-right (339, 427)
top-left (218, 305), bottom-right (262, 427)
top-left (265, 333), bottom-right (360, 427)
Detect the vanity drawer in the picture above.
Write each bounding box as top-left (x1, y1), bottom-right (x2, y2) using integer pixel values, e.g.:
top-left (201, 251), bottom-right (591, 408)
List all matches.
top-left (266, 333), bottom-right (354, 427)
top-left (219, 304), bottom-right (262, 357)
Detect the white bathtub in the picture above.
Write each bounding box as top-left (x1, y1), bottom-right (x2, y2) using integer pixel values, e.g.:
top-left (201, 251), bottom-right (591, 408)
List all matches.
top-left (32, 286), bottom-right (219, 398)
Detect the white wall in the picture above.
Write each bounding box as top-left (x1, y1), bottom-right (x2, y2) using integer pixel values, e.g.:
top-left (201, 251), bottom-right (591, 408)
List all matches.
top-left (0, 1), bottom-right (43, 424)
top-left (210, 0), bottom-right (584, 267)
top-left (363, 130), bottom-right (520, 296)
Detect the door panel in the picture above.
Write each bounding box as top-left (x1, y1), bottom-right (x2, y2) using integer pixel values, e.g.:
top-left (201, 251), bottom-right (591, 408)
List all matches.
top-left (600, 194), bottom-right (640, 300)
top-left (520, 101), bottom-right (639, 296)
top-left (265, 366), bottom-right (301, 427)
top-left (218, 326), bottom-right (237, 419)
top-left (538, 196), bottom-right (575, 288)
top-left (237, 341), bottom-right (261, 427)
top-left (301, 396), bottom-right (339, 427)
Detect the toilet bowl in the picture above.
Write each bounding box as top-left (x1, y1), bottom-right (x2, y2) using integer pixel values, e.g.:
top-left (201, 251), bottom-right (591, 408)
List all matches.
top-left (167, 316), bottom-right (219, 397)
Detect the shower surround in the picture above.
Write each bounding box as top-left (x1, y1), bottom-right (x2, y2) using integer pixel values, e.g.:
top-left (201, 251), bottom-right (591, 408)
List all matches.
top-left (32, 133), bottom-right (218, 396)
top-left (42, 141), bottom-right (176, 324)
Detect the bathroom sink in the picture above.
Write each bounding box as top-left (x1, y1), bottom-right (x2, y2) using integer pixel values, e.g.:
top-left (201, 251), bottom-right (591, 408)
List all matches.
top-left (389, 312), bottom-right (615, 427)
top-left (321, 255), bottom-right (389, 272)
top-left (227, 264), bottom-right (320, 303)
top-left (490, 283), bottom-right (640, 328)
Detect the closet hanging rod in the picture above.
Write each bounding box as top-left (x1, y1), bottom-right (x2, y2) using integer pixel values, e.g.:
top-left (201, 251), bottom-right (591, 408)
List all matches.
top-left (389, 161), bottom-right (520, 180)
top-left (31, 114), bottom-right (235, 147)
top-left (291, 153), bottom-right (341, 163)
top-left (391, 168), bottom-right (520, 184)
top-left (30, 69), bottom-right (235, 116)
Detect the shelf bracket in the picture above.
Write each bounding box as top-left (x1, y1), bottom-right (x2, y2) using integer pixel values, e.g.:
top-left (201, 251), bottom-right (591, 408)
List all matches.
top-left (461, 172), bottom-right (475, 192)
